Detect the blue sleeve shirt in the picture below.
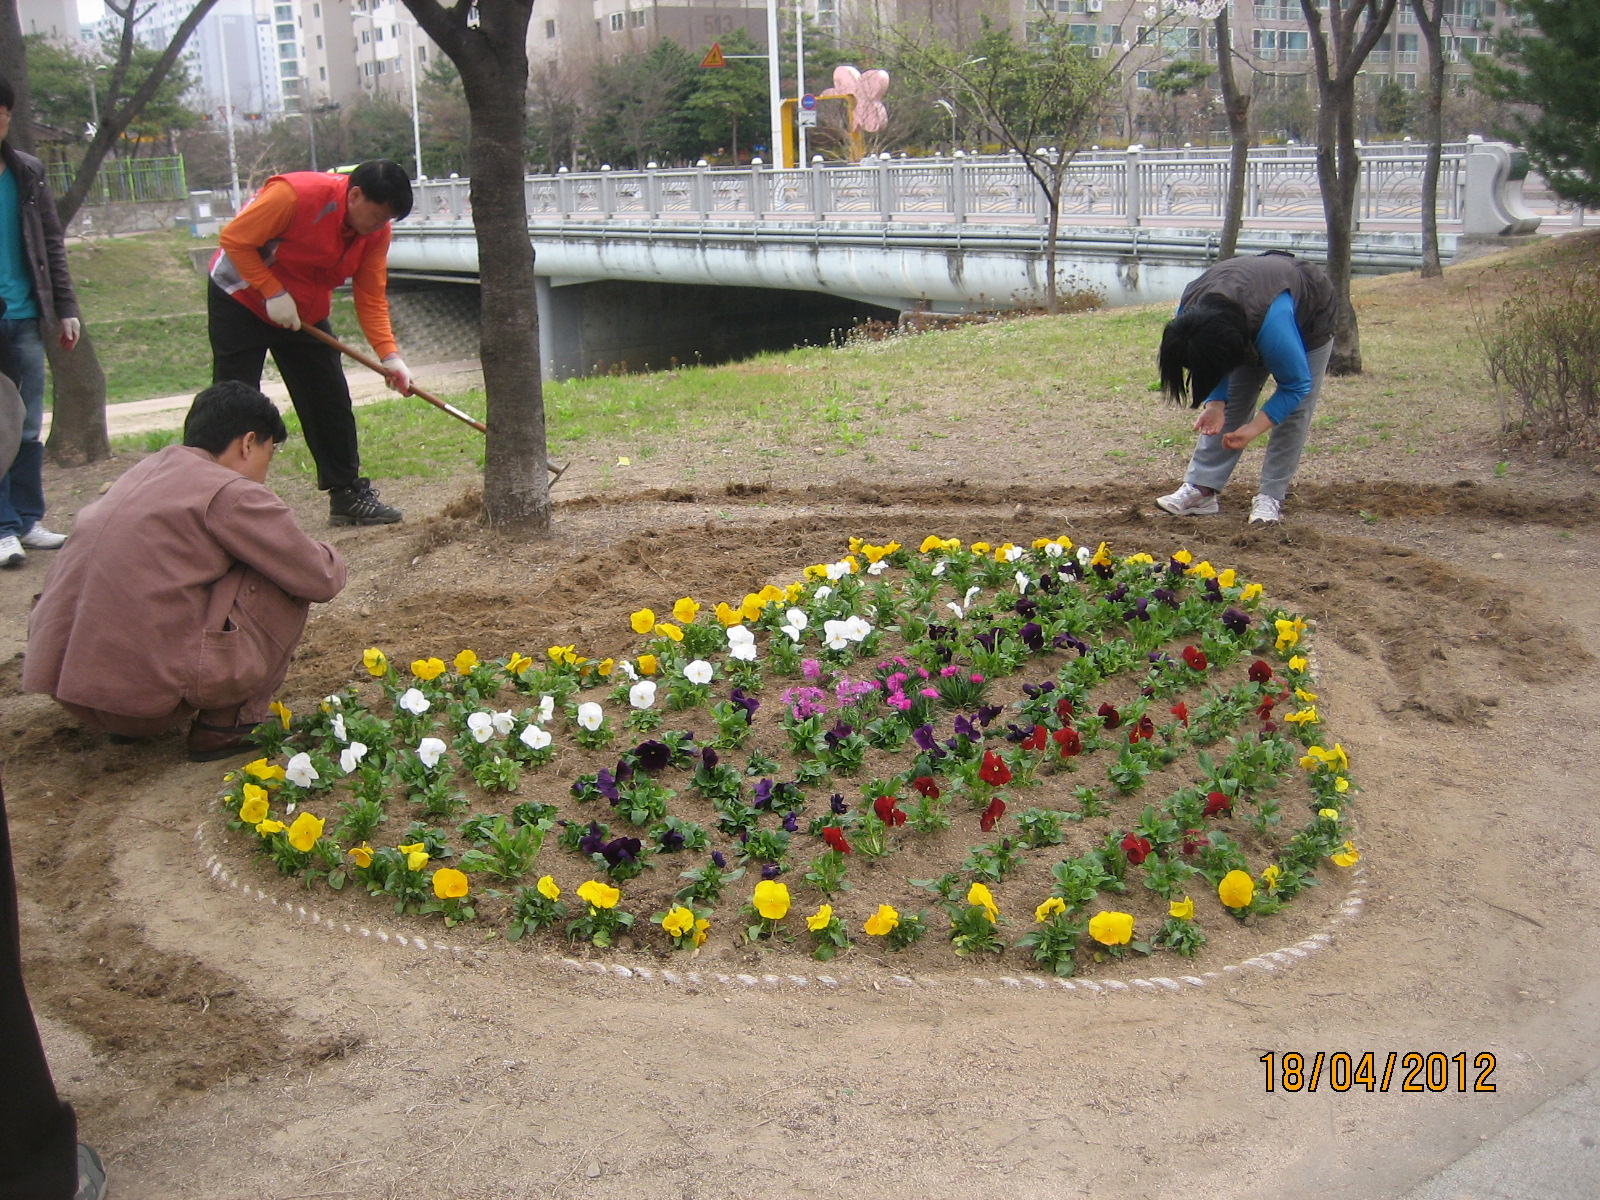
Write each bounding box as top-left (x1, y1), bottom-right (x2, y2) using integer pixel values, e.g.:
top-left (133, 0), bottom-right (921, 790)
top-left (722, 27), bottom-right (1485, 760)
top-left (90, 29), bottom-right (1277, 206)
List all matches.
top-left (1199, 290), bottom-right (1311, 424)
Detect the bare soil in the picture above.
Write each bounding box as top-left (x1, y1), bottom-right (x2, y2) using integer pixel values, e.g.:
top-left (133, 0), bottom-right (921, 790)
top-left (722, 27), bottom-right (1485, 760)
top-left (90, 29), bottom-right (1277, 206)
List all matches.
top-left (6, 278), bottom-right (1600, 1199)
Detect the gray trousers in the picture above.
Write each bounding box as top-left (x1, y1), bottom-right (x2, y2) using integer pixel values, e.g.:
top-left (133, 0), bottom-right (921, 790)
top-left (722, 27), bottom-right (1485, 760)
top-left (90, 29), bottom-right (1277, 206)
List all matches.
top-left (1184, 339), bottom-right (1334, 502)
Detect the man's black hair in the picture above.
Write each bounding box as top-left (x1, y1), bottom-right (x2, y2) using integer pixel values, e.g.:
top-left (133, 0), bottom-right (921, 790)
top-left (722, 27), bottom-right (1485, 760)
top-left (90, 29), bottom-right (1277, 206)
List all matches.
top-left (348, 159), bottom-right (413, 220)
top-left (183, 380), bottom-right (289, 454)
top-left (1158, 294), bottom-right (1255, 409)
top-left (0, 76), bottom-right (14, 113)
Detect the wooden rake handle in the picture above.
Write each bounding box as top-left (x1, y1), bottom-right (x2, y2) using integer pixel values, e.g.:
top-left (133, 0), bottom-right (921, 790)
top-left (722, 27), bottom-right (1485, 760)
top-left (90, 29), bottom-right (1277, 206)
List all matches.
top-left (299, 323), bottom-right (569, 482)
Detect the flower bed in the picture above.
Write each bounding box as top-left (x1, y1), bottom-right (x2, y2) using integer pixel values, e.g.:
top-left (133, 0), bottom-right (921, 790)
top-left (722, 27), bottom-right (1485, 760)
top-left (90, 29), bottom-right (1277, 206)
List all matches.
top-left (217, 535), bottom-right (1359, 977)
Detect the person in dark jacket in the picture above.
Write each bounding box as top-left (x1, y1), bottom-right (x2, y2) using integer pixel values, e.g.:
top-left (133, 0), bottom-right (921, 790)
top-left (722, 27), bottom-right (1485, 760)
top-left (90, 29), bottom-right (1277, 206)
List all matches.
top-left (1154, 251), bottom-right (1337, 525)
top-left (0, 76), bottom-right (82, 569)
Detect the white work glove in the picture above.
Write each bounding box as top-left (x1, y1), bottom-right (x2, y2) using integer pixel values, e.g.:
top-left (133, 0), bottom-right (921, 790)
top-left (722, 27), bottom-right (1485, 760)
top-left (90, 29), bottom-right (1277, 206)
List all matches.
top-left (58, 317), bottom-right (81, 351)
top-left (264, 291), bottom-right (301, 330)
top-left (381, 354), bottom-right (413, 395)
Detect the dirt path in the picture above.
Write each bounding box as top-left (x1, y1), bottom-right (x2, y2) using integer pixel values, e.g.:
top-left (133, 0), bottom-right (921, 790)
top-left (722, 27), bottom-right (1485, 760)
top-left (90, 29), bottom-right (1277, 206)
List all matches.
top-left (5, 453), bottom-right (1600, 1198)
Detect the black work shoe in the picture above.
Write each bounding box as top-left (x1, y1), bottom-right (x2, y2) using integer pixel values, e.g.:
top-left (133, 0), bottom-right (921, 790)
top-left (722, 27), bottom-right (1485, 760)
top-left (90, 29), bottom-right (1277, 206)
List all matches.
top-left (329, 478), bottom-right (402, 526)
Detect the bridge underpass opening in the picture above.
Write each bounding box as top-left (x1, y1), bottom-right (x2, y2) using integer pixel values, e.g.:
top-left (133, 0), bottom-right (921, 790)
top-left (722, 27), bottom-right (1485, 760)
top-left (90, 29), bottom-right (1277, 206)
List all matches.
top-left (536, 279), bottom-right (900, 381)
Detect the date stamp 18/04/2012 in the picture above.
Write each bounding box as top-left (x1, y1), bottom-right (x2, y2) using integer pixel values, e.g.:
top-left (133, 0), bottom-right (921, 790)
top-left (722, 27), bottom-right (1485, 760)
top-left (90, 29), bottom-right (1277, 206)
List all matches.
top-left (1261, 1051), bottom-right (1498, 1093)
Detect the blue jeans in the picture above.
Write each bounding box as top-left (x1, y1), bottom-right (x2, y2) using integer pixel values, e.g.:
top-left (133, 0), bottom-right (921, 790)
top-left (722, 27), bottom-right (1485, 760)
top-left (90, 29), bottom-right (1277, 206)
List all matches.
top-left (0, 319), bottom-right (46, 538)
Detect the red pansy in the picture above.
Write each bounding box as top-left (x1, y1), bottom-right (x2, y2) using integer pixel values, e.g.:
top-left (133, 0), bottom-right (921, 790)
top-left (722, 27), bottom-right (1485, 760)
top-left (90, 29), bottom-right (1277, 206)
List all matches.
top-left (979, 797), bottom-right (1006, 832)
top-left (1248, 659), bottom-right (1274, 683)
top-left (1181, 645), bottom-right (1208, 671)
top-left (822, 826), bottom-right (852, 854)
top-left (1170, 701), bottom-right (1189, 725)
top-left (911, 776), bottom-right (941, 799)
top-left (1097, 702), bottom-right (1122, 729)
top-left (1021, 724), bottom-right (1047, 752)
top-left (873, 795), bottom-right (907, 827)
top-left (1052, 726), bottom-right (1082, 758)
top-left (978, 750), bottom-right (1012, 786)
top-left (1120, 832), bottom-right (1153, 865)
top-left (1203, 791), bottom-right (1233, 819)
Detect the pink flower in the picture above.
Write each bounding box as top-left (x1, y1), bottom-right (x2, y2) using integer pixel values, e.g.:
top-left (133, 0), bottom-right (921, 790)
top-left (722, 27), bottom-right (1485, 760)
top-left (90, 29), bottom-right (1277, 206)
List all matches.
top-left (920, 688), bottom-right (940, 699)
top-left (940, 665), bottom-right (960, 677)
top-left (969, 673), bottom-right (984, 684)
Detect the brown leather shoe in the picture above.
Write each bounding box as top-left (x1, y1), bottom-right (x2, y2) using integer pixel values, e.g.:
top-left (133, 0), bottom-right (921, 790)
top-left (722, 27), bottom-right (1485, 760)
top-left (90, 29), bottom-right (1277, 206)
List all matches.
top-left (187, 719), bottom-right (259, 763)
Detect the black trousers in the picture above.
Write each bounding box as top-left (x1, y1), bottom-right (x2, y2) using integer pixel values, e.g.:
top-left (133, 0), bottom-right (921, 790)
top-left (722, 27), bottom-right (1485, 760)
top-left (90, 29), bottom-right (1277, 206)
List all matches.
top-left (208, 281), bottom-right (361, 492)
top-left (0, 781), bottom-right (77, 1200)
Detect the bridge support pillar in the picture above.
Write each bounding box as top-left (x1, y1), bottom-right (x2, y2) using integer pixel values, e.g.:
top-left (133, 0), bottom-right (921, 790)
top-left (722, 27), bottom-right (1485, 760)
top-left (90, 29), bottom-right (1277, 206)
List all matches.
top-left (536, 276), bottom-right (586, 382)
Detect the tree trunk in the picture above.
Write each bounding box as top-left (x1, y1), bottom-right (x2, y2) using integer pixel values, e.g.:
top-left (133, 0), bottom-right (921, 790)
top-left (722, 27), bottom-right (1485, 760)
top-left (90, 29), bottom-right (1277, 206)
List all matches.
top-left (0, 2), bottom-right (34, 151)
top-left (44, 331), bottom-right (110, 465)
top-left (1315, 80), bottom-right (1363, 375)
top-left (1415, 0), bottom-right (1445, 278)
top-left (1214, 12), bottom-right (1250, 260)
top-left (1044, 182), bottom-right (1062, 313)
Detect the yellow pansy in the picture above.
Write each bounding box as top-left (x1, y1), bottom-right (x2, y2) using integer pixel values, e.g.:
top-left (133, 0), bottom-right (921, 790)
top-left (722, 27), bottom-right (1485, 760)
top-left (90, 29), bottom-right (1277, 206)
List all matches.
top-left (432, 867), bottom-right (470, 899)
top-left (661, 906), bottom-right (696, 938)
top-left (693, 917), bottom-right (710, 946)
top-left (806, 904), bottom-right (834, 932)
top-left (255, 819), bottom-right (286, 836)
top-left (1299, 744), bottom-right (1348, 771)
top-left (506, 652), bottom-right (533, 676)
top-left (362, 647), bottom-right (388, 677)
top-left (1217, 568), bottom-right (1238, 588)
top-left (547, 644), bottom-right (581, 666)
top-left (269, 700), bottom-right (292, 730)
top-left (348, 843), bottom-right (374, 869)
top-left (1288, 654), bottom-right (1309, 673)
top-left (1088, 910), bottom-right (1135, 946)
top-left (739, 594), bottom-right (764, 622)
top-left (1124, 552), bottom-right (1154, 566)
top-left (590, 657), bottom-right (613, 679)
top-left (1187, 560), bottom-right (1218, 579)
top-left (1295, 687), bottom-right (1318, 703)
top-left (672, 597), bottom-right (701, 624)
top-left (1335, 776), bottom-right (1350, 793)
top-left (1318, 808), bottom-right (1341, 821)
top-left (1031, 537), bottom-right (1055, 551)
top-left (1090, 542), bottom-right (1114, 568)
top-left (286, 812), bottom-right (325, 853)
top-left (412, 657), bottom-right (446, 681)
top-left (537, 875), bottom-right (561, 901)
top-left (1171, 548), bottom-right (1194, 565)
top-left (238, 786), bottom-right (270, 826)
top-left (243, 758), bottom-right (285, 782)
top-left (399, 842), bottom-right (430, 873)
top-left (654, 622), bottom-right (684, 643)
top-left (759, 585), bottom-right (786, 603)
top-left (803, 563), bottom-right (830, 581)
top-left (966, 882), bottom-right (999, 923)
top-left (629, 609), bottom-right (656, 635)
top-left (1274, 617), bottom-right (1307, 652)
top-left (577, 879), bottom-right (621, 909)
top-left (1218, 870), bottom-right (1255, 909)
top-left (1331, 842), bottom-right (1361, 868)
top-left (714, 602), bottom-right (742, 627)
top-left (752, 880), bottom-right (791, 921)
top-left (970, 541), bottom-right (992, 555)
top-left (864, 904), bottom-right (900, 936)
top-left (861, 541), bottom-right (899, 563)
top-left (1035, 896), bottom-right (1067, 922)
top-left (784, 582), bottom-right (805, 603)
top-left (919, 535), bottom-right (948, 553)
top-left (1283, 706), bottom-right (1320, 726)
top-left (1240, 582), bottom-right (1264, 602)
top-left (1169, 896), bottom-right (1195, 920)
top-left (454, 649), bottom-right (479, 675)
top-left (636, 654), bottom-right (659, 676)
top-left (1260, 865), bottom-right (1282, 893)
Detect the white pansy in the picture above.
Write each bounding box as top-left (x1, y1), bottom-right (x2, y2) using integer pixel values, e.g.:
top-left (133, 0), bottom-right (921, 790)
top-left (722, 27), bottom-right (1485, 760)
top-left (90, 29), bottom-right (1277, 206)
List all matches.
top-left (841, 615), bottom-right (872, 642)
top-left (1044, 541), bottom-right (1066, 558)
top-left (492, 710), bottom-right (516, 737)
top-left (965, 585), bottom-right (982, 608)
top-left (519, 723), bottom-right (552, 751)
top-left (576, 702), bottom-right (605, 731)
top-left (780, 622), bottom-right (804, 643)
top-left (730, 642), bottom-right (758, 662)
top-left (417, 737), bottom-right (447, 769)
top-left (946, 601), bottom-right (966, 619)
top-left (285, 752), bottom-right (318, 788)
top-left (1003, 544), bottom-right (1024, 563)
top-left (824, 559), bottom-right (855, 581)
top-left (814, 585), bottom-right (833, 600)
top-left (684, 659), bottom-right (714, 685)
top-left (617, 660), bottom-right (638, 682)
top-left (466, 711), bottom-right (496, 743)
top-left (629, 680), bottom-right (658, 709)
top-left (727, 624), bottom-right (756, 648)
top-left (822, 619), bottom-right (851, 651)
top-left (323, 694), bottom-right (343, 709)
top-left (537, 695), bottom-right (556, 724)
top-left (1015, 571), bottom-right (1032, 594)
top-left (932, 560), bottom-right (947, 577)
top-left (1077, 545), bottom-right (1094, 568)
top-left (331, 712), bottom-right (348, 744)
top-left (398, 687), bottom-right (430, 715)
top-left (867, 560), bottom-right (888, 575)
top-left (339, 741), bottom-right (369, 774)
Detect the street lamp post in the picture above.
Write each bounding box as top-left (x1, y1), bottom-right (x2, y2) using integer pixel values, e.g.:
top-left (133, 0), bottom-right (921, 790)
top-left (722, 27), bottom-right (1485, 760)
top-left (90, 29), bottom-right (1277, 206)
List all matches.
top-left (765, 0), bottom-right (782, 167)
top-left (404, 21), bottom-right (424, 181)
top-left (935, 98), bottom-right (956, 151)
top-left (217, 15), bottom-right (241, 209)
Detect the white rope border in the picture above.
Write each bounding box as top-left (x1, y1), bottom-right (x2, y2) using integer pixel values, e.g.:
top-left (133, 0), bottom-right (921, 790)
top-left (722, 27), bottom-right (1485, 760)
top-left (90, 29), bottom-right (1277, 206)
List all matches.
top-left (192, 625), bottom-right (1365, 996)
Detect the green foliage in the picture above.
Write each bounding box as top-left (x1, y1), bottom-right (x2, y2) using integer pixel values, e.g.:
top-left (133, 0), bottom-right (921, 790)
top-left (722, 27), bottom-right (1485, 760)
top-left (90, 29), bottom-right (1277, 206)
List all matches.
top-left (585, 39), bottom-right (702, 167)
top-left (25, 32), bottom-right (200, 152)
top-left (1474, 0), bottom-right (1600, 206)
top-left (683, 28), bottom-right (770, 161)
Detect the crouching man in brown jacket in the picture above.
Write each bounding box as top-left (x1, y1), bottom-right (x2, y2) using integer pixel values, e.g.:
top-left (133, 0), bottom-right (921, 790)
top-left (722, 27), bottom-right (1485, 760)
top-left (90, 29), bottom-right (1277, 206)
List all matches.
top-left (24, 381), bottom-right (346, 761)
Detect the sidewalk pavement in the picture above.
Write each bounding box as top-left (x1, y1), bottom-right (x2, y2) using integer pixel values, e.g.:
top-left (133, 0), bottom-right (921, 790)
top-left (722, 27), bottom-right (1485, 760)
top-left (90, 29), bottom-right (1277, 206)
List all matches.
top-left (1400, 1062), bottom-right (1600, 1200)
top-left (44, 357), bottom-right (485, 439)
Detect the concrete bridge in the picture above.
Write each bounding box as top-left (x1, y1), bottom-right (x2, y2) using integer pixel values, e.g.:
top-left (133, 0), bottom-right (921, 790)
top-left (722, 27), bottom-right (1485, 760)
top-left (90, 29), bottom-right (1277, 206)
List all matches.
top-left (386, 140), bottom-right (1544, 380)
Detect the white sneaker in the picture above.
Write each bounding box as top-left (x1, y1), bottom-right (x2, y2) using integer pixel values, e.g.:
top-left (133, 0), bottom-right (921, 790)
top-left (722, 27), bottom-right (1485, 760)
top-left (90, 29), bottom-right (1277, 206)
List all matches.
top-left (1249, 494), bottom-right (1284, 524)
top-left (20, 525), bottom-right (67, 549)
top-left (1156, 483), bottom-right (1220, 516)
top-left (0, 535), bottom-right (24, 567)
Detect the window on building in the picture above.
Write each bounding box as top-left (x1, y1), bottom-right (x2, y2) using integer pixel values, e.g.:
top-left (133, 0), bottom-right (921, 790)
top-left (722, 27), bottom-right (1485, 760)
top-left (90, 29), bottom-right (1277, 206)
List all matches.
top-left (1135, 69), bottom-right (1156, 88)
top-left (377, 60), bottom-right (386, 73)
top-left (628, 9), bottom-right (645, 26)
top-left (1137, 25), bottom-right (1201, 54)
top-left (320, 66), bottom-right (327, 80)
top-left (361, 29), bottom-right (370, 42)
top-left (609, 12), bottom-right (624, 30)
top-left (313, 3), bottom-right (320, 16)
top-left (545, 18), bottom-right (556, 36)
top-left (375, 26), bottom-right (384, 40)
top-left (316, 33), bottom-right (323, 48)
top-left (275, 3), bottom-right (291, 18)
top-left (1399, 72), bottom-right (1417, 89)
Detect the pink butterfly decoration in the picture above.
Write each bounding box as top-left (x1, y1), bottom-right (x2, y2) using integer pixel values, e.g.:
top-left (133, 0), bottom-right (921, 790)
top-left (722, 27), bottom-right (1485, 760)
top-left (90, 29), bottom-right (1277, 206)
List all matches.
top-left (822, 65), bottom-right (891, 133)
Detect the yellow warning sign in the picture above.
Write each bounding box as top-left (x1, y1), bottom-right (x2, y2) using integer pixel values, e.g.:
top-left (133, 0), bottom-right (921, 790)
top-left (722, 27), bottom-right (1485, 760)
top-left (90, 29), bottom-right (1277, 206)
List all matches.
top-left (700, 42), bottom-right (725, 68)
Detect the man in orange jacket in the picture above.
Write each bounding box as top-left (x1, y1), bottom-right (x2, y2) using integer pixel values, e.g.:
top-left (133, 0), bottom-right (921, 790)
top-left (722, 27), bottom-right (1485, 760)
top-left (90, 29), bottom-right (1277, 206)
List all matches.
top-left (207, 159), bottom-right (413, 525)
